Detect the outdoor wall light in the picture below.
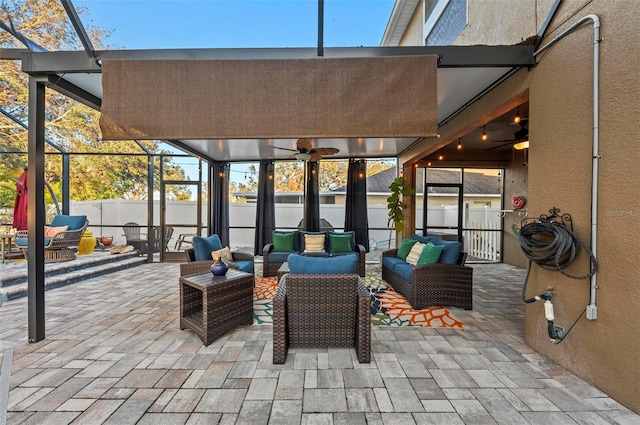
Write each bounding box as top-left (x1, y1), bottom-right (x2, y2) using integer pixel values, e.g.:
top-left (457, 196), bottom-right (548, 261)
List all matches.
top-left (481, 126), bottom-right (488, 141)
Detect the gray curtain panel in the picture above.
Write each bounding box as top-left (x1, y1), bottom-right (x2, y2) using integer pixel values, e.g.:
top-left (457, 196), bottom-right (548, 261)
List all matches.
top-left (345, 159), bottom-right (369, 251)
top-left (303, 161), bottom-right (320, 232)
top-left (211, 161), bottom-right (230, 247)
top-left (254, 160), bottom-right (275, 255)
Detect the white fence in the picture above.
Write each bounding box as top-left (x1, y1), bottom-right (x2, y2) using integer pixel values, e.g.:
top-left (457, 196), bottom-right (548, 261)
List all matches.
top-left (70, 200), bottom-right (503, 260)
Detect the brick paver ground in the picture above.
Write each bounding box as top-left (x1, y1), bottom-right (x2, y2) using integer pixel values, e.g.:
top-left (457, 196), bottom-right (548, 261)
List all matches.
top-left (1, 262), bottom-right (638, 424)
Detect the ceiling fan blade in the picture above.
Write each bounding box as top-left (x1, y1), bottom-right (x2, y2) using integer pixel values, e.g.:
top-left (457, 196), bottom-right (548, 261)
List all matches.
top-left (271, 145), bottom-right (298, 153)
top-left (485, 142), bottom-right (516, 151)
top-left (296, 138), bottom-right (313, 152)
top-left (309, 152), bottom-right (323, 162)
top-left (312, 147), bottom-right (339, 156)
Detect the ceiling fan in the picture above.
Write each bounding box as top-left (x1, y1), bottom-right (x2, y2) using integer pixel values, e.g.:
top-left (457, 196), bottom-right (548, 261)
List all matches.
top-left (273, 138), bottom-right (340, 161)
top-left (485, 120), bottom-right (529, 151)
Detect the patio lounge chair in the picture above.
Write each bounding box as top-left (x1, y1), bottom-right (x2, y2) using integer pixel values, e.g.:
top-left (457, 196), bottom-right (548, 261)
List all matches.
top-left (123, 222), bottom-right (173, 254)
top-left (14, 214), bottom-right (88, 263)
top-left (272, 254), bottom-right (370, 364)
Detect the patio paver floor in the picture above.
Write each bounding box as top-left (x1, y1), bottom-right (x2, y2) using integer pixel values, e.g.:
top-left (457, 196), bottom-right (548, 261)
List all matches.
top-left (1, 262), bottom-right (638, 424)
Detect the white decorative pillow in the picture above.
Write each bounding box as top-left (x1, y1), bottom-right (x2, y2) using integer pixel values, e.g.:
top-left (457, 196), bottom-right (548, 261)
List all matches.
top-left (406, 242), bottom-right (426, 266)
top-left (304, 234), bottom-right (326, 253)
top-left (44, 225), bottom-right (68, 237)
top-left (211, 246), bottom-right (234, 262)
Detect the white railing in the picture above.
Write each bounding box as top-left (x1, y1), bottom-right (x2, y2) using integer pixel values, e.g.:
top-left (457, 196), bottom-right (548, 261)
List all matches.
top-left (463, 222), bottom-right (500, 261)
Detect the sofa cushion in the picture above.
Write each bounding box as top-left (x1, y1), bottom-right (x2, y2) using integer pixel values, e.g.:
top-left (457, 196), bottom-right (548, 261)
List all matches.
top-left (272, 231), bottom-right (295, 252)
top-left (406, 242), bottom-right (426, 266)
top-left (417, 242), bottom-right (444, 265)
top-left (382, 256), bottom-right (406, 272)
top-left (303, 233), bottom-right (326, 253)
top-left (328, 231), bottom-right (356, 251)
top-left (397, 238), bottom-right (417, 260)
top-left (288, 253), bottom-right (357, 274)
top-left (394, 263), bottom-right (414, 283)
top-left (410, 234), bottom-right (432, 245)
top-left (329, 233), bottom-right (353, 254)
top-left (269, 251), bottom-right (294, 263)
top-left (192, 234), bottom-right (223, 261)
top-left (428, 236), bottom-right (462, 265)
top-left (50, 215), bottom-right (87, 231)
top-left (299, 231), bottom-right (325, 252)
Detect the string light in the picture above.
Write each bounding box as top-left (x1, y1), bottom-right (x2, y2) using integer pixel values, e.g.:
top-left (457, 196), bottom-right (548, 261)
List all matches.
top-left (438, 154), bottom-right (444, 161)
top-left (513, 106), bottom-right (521, 124)
top-left (481, 126), bottom-right (488, 141)
top-left (457, 138), bottom-right (462, 150)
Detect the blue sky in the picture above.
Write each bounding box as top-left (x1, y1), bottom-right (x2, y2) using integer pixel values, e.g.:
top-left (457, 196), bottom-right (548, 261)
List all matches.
top-left (76, 0), bottom-right (396, 49)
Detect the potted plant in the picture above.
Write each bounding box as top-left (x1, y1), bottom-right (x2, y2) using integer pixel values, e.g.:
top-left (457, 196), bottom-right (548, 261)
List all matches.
top-left (387, 176), bottom-right (416, 248)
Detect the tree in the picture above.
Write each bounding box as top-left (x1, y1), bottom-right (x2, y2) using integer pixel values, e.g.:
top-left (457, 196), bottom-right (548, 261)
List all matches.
top-left (0, 0), bottom-right (191, 209)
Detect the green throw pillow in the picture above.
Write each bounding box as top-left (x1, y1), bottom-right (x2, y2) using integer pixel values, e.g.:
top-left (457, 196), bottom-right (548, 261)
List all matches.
top-left (396, 238), bottom-right (418, 260)
top-left (272, 232), bottom-right (295, 252)
top-left (329, 233), bottom-right (353, 254)
top-left (417, 242), bottom-right (444, 265)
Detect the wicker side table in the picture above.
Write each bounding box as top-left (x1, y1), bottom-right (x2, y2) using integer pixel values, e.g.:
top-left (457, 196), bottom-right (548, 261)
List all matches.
top-left (179, 268), bottom-right (254, 345)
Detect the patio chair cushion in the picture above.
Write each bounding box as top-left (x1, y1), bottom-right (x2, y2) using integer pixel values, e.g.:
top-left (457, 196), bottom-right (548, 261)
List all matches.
top-left (287, 253), bottom-right (357, 274)
top-left (44, 225), bottom-right (68, 237)
top-left (233, 260), bottom-right (254, 274)
top-left (50, 214), bottom-right (87, 231)
top-left (272, 231), bottom-right (295, 252)
top-left (417, 242), bottom-right (444, 265)
top-left (394, 262), bottom-right (414, 283)
top-left (192, 234), bottom-right (223, 261)
top-left (382, 255), bottom-right (406, 273)
top-left (397, 238), bottom-right (418, 260)
top-left (329, 233), bottom-right (353, 254)
top-left (211, 246), bottom-right (234, 262)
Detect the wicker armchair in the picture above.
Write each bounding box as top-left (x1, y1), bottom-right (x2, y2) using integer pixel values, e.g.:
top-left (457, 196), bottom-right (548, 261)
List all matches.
top-left (381, 248), bottom-right (473, 310)
top-left (272, 273), bottom-right (371, 364)
top-left (14, 214), bottom-right (88, 263)
top-left (182, 248), bottom-right (254, 276)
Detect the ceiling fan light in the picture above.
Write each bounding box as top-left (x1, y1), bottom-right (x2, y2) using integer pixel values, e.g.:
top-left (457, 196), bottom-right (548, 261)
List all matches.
top-left (295, 152), bottom-right (311, 161)
top-left (513, 141), bottom-right (529, 150)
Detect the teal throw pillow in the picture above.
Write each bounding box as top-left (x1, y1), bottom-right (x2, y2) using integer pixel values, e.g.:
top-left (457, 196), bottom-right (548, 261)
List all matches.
top-left (272, 232), bottom-right (295, 252)
top-left (396, 238), bottom-right (417, 260)
top-left (329, 233), bottom-right (353, 254)
top-left (417, 242), bottom-right (444, 265)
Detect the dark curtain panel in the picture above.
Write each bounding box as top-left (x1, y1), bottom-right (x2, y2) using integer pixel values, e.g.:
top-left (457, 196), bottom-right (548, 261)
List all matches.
top-left (304, 161), bottom-right (320, 231)
top-left (345, 159), bottom-right (370, 251)
top-left (254, 160), bottom-right (275, 255)
top-left (211, 161), bottom-right (230, 247)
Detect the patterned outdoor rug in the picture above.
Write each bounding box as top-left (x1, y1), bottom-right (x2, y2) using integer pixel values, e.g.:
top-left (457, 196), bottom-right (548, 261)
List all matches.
top-left (253, 272), bottom-right (465, 328)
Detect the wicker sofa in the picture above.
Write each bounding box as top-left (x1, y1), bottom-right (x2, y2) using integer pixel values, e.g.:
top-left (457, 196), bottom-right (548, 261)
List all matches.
top-left (381, 234), bottom-right (473, 310)
top-left (263, 230), bottom-right (366, 277)
top-left (272, 254), bottom-right (370, 364)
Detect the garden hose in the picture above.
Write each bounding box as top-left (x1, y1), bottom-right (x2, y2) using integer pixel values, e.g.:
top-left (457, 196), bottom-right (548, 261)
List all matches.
top-left (518, 219), bottom-right (597, 343)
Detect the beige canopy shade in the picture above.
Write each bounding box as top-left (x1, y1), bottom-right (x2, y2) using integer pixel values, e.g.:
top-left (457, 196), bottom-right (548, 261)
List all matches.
top-left (99, 55), bottom-right (437, 140)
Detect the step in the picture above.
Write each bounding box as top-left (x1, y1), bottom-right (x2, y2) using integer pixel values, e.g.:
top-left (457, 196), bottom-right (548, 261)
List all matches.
top-left (0, 250), bottom-right (143, 288)
top-left (1, 255), bottom-right (147, 301)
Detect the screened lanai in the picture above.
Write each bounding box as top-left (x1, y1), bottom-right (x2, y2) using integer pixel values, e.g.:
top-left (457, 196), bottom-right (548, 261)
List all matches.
top-left (0, 0), bottom-right (534, 342)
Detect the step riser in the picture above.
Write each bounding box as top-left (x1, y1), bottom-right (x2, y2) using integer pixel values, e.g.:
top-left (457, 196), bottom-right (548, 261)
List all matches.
top-left (4, 259), bottom-right (147, 301)
top-left (1, 252), bottom-right (142, 288)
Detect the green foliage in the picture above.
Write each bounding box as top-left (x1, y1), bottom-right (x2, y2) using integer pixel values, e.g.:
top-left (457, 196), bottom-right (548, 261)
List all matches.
top-left (386, 176), bottom-right (416, 232)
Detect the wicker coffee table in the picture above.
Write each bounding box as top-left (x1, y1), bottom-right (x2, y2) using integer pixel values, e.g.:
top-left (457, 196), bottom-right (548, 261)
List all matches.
top-left (179, 268), bottom-right (254, 345)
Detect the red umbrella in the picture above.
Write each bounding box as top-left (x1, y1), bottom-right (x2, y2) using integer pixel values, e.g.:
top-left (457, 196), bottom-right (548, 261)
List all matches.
top-left (13, 169), bottom-right (28, 231)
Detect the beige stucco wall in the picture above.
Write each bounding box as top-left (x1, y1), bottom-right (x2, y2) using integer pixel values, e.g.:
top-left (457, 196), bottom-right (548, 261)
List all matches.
top-left (454, 0), bottom-right (553, 45)
top-left (502, 163), bottom-right (528, 268)
top-left (526, 0), bottom-right (640, 413)
top-left (399, 0), bottom-right (425, 46)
